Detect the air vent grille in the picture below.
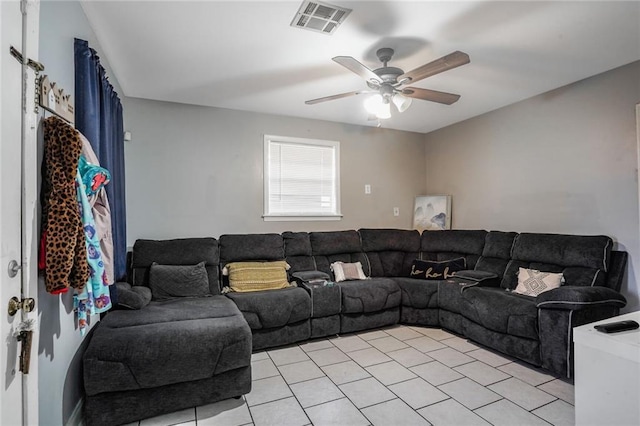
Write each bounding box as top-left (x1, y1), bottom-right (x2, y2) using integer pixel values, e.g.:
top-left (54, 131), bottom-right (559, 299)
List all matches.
top-left (291, 0), bottom-right (351, 35)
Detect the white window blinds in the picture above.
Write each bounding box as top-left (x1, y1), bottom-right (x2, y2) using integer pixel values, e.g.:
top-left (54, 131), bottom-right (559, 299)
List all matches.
top-left (264, 135), bottom-right (341, 220)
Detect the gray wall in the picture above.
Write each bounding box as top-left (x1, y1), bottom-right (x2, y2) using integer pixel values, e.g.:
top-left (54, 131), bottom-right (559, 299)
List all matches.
top-left (424, 61), bottom-right (640, 312)
top-left (123, 98), bottom-right (426, 242)
top-left (38, 1), bottom-right (121, 424)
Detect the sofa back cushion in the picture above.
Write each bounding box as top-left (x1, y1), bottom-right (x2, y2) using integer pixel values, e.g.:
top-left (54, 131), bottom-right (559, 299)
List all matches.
top-left (219, 234), bottom-right (286, 287)
top-left (131, 238), bottom-right (220, 295)
top-left (421, 230), bottom-right (487, 269)
top-left (283, 231), bottom-right (316, 274)
top-left (219, 233), bottom-right (285, 264)
top-left (501, 233), bottom-right (612, 289)
top-left (310, 230), bottom-right (369, 279)
top-left (474, 231), bottom-right (518, 278)
top-left (359, 228), bottom-right (421, 277)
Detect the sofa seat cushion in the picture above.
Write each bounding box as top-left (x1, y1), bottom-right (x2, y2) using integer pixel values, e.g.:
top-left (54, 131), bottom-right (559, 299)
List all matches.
top-left (394, 277), bottom-right (439, 309)
top-left (225, 286), bottom-right (311, 330)
top-left (438, 280), bottom-right (477, 314)
top-left (84, 296), bottom-right (251, 396)
top-left (461, 287), bottom-right (539, 340)
top-left (339, 278), bottom-right (401, 314)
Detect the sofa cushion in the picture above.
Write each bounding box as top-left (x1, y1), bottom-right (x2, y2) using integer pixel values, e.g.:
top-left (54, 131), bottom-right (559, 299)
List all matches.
top-left (83, 296), bottom-right (251, 396)
top-left (219, 234), bottom-right (285, 263)
top-left (224, 261), bottom-right (291, 292)
top-left (421, 230), bottom-right (487, 269)
top-left (511, 233), bottom-right (612, 271)
top-left (474, 231), bottom-right (518, 277)
top-left (437, 279), bottom-right (475, 314)
top-left (225, 286), bottom-right (311, 329)
top-left (339, 278), bottom-right (401, 314)
top-left (149, 262), bottom-right (211, 300)
top-left (283, 231), bottom-right (312, 256)
top-left (359, 228), bottom-right (421, 277)
top-left (310, 231), bottom-right (369, 279)
top-left (283, 232), bottom-right (317, 274)
top-left (409, 258), bottom-right (466, 280)
top-left (132, 238), bottom-right (220, 295)
top-left (501, 233), bottom-right (612, 290)
top-left (513, 268), bottom-right (563, 297)
top-left (394, 277), bottom-right (439, 310)
top-left (311, 230), bottom-right (362, 255)
top-left (461, 287), bottom-right (539, 340)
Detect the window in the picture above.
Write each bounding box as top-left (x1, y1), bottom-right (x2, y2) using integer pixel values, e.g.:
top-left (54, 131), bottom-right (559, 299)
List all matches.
top-left (263, 135), bottom-right (341, 221)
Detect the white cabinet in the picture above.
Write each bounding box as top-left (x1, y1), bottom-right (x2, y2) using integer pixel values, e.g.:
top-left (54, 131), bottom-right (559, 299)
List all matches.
top-left (573, 311), bottom-right (640, 426)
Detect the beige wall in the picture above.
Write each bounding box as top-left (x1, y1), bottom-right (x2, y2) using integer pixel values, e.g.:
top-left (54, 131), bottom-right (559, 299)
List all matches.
top-left (424, 61), bottom-right (640, 312)
top-left (123, 98), bottom-right (426, 242)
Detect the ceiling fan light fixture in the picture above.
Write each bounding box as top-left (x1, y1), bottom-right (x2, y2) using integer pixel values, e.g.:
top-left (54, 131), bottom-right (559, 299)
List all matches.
top-left (364, 94), bottom-right (391, 119)
top-left (364, 94), bottom-right (382, 114)
top-left (393, 93), bottom-right (412, 113)
top-left (376, 101), bottom-right (391, 119)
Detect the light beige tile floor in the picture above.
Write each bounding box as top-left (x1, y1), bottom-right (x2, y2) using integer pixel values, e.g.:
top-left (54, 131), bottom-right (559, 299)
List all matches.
top-left (125, 324), bottom-right (575, 426)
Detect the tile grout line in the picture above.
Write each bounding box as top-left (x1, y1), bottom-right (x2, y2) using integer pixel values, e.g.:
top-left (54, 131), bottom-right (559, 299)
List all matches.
top-left (211, 325), bottom-right (572, 426)
top-left (263, 348), bottom-right (313, 425)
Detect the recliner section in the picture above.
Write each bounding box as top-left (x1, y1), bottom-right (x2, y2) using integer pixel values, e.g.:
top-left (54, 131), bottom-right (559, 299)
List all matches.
top-left (219, 233), bottom-right (312, 350)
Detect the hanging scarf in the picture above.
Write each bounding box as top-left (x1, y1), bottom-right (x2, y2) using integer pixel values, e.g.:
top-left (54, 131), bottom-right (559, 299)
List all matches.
top-left (74, 169), bottom-right (112, 335)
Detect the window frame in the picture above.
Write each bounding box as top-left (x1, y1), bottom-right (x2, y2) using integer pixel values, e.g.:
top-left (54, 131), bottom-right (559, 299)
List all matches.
top-left (263, 134), bottom-right (342, 221)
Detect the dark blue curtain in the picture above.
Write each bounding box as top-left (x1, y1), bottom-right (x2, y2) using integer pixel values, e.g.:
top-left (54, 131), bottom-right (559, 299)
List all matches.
top-left (74, 38), bottom-right (127, 281)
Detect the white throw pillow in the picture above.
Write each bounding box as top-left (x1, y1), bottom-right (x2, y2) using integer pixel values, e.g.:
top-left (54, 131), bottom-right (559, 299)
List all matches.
top-left (513, 267), bottom-right (564, 297)
top-left (331, 261), bottom-right (367, 282)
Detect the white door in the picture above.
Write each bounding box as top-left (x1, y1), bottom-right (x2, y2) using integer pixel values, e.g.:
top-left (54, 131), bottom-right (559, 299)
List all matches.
top-left (1, 0), bottom-right (40, 424)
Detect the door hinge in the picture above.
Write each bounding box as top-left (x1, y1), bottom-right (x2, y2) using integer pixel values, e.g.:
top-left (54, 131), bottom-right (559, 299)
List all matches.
top-left (9, 46), bottom-right (44, 72)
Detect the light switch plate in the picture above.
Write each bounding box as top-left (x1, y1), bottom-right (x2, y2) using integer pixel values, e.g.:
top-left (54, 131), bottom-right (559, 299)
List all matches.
top-left (365, 184), bottom-right (371, 194)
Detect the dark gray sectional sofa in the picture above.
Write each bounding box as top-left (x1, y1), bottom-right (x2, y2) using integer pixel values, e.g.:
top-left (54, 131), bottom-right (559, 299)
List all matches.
top-left (83, 228), bottom-right (628, 425)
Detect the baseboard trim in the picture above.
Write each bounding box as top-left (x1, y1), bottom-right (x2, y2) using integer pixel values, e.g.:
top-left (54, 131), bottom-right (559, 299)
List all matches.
top-left (65, 398), bottom-right (84, 426)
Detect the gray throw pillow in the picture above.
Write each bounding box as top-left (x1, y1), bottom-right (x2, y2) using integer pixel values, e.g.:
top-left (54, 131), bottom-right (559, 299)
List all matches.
top-left (149, 262), bottom-right (211, 300)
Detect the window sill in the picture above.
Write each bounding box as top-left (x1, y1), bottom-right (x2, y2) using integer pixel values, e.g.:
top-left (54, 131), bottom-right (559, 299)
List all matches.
top-left (263, 214), bottom-right (343, 222)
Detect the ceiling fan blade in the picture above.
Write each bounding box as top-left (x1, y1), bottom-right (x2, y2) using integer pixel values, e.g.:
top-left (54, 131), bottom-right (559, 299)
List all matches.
top-left (305, 90), bottom-right (364, 105)
top-left (398, 51), bottom-right (470, 84)
top-left (333, 56), bottom-right (382, 84)
top-left (402, 87), bottom-right (461, 105)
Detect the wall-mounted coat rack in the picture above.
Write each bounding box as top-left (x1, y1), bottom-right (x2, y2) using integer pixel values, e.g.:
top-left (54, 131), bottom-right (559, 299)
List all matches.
top-left (39, 75), bottom-right (74, 125)
top-left (10, 46), bottom-right (74, 125)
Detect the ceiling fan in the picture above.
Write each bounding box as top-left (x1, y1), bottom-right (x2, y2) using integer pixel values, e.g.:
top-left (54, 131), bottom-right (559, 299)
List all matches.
top-left (306, 48), bottom-right (470, 119)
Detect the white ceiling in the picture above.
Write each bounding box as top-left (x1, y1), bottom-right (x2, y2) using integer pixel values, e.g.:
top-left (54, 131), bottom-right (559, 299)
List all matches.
top-left (80, 1), bottom-right (640, 134)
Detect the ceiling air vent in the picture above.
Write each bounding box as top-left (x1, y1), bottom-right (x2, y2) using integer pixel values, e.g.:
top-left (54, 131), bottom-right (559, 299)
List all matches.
top-left (291, 1), bottom-right (352, 35)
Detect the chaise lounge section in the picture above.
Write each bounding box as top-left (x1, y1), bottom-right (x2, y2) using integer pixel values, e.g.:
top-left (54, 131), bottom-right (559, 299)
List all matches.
top-left (83, 238), bottom-right (252, 426)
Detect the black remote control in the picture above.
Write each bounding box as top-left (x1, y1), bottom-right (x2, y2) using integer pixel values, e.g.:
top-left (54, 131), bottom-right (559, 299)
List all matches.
top-left (594, 320), bottom-right (639, 333)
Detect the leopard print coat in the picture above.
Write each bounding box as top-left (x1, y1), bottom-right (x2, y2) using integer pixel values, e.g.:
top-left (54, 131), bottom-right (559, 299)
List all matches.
top-left (42, 117), bottom-right (89, 294)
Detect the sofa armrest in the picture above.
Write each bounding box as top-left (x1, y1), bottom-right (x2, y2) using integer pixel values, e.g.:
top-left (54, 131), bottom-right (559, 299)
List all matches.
top-left (115, 282), bottom-right (152, 310)
top-left (536, 286), bottom-right (626, 311)
top-left (453, 270), bottom-right (500, 288)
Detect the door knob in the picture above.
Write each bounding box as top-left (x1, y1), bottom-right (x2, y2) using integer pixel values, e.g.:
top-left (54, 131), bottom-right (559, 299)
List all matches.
top-left (8, 297), bottom-right (35, 316)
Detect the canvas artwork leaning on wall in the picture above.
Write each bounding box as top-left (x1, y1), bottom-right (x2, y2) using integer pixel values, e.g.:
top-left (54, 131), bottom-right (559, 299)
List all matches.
top-left (413, 195), bottom-right (451, 231)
